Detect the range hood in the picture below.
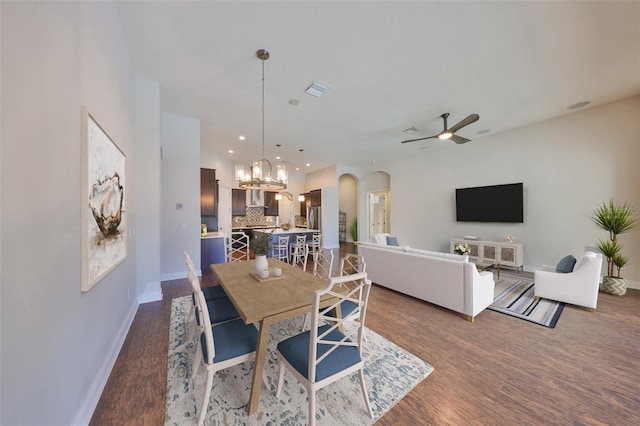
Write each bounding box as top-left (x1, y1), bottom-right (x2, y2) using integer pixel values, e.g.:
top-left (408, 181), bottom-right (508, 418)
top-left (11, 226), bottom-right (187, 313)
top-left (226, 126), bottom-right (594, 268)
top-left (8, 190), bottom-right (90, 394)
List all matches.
top-left (248, 189), bottom-right (263, 207)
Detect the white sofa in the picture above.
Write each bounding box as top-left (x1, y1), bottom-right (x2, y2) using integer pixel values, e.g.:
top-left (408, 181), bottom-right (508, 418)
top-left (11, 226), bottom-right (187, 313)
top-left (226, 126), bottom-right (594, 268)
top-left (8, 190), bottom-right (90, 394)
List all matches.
top-left (358, 241), bottom-right (495, 321)
top-left (534, 252), bottom-right (603, 310)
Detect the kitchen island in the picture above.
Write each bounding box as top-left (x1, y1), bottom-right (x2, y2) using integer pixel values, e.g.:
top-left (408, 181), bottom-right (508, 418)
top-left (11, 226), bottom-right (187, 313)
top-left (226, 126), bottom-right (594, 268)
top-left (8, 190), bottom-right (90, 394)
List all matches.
top-left (253, 228), bottom-right (318, 257)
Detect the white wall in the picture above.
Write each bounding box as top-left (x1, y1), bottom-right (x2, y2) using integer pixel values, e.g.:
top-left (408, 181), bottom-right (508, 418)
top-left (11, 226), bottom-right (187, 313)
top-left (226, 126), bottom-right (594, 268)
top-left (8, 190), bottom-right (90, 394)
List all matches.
top-left (1, 2), bottom-right (138, 424)
top-left (161, 113), bottom-right (201, 279)
top-left (374, 97), bottom-right (640, 285)
top-left (339, 174), bottom-right (358, 242)
top-left (136, 77), bottom-right (162, 302)
top-left (305, 165), bottom-right (338, 190)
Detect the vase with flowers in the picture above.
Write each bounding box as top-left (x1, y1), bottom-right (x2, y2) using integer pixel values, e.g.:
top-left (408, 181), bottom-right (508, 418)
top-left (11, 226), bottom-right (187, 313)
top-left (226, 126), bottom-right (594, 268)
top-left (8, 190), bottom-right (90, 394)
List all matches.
top-left (454, 242), bottom-right (470, 256)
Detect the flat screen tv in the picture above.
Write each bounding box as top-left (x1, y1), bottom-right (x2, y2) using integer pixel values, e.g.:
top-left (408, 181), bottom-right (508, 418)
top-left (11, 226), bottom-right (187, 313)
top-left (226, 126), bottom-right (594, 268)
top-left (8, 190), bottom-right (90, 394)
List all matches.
top-left (456, 183), bottom-right (523, 223)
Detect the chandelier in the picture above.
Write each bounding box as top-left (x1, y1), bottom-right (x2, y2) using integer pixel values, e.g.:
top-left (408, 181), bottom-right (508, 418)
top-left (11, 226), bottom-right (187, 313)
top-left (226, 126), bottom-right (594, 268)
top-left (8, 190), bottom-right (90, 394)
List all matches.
top-left (235, 49), bottom-right (287, 191)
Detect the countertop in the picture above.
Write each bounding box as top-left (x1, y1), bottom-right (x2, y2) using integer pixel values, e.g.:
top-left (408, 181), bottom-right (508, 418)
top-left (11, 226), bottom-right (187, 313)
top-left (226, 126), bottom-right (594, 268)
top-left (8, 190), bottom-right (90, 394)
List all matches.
top-left (254, 227), bottom-right (317, 235)
top-left (201, 231), bottom-right (228, 239)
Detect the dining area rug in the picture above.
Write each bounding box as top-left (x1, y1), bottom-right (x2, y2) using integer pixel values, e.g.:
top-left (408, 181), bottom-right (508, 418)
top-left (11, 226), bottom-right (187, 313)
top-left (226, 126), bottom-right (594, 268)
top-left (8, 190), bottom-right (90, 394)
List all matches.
top-left (488, 276), bottom-right (565, 328)
top-left (165, 296), bottom-right (433, 425)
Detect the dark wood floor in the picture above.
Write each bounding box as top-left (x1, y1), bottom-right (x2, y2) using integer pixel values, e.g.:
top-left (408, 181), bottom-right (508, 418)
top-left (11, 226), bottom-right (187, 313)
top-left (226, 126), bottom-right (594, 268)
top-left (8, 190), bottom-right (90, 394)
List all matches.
top-left (91, 244), bottom-right (640, 425)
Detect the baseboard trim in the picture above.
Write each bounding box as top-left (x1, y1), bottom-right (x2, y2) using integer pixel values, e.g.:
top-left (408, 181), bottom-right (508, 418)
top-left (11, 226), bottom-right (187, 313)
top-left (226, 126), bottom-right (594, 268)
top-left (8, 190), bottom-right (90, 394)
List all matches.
top-left (73, 299), bottom-right (138, 425)
top-left (161, 269), bottom-right (202, 281)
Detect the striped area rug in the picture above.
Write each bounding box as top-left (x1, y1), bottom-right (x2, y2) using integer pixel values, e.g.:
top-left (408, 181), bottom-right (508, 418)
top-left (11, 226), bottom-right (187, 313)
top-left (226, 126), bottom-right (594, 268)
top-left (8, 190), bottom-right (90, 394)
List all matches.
top-left (488, 276), bottom-right (565, 328)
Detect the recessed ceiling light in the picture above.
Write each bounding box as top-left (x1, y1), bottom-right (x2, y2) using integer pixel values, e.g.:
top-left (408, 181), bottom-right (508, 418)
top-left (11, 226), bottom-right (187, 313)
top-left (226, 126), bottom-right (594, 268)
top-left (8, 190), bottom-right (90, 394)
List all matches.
top-left (476, 129), bottom-right (490, 135)
top-left (238, 136), bottom-right (245, 141)
top-left (305, 80), bottom-right (330, 97)
top-left (288, 99), bottom-right (300, 105)
top-left (295, 167), bottom-right (300, 171)
top-left (371, 160), bottom-right (376, 164)
top-left (306, 163), bottom-right (311, 167)
top-left (276, 156), bottom-right (281, 160)
top-left (567, 101), bottom-right (591, 110)
top-left (228, 150), bottom-right (234, 154)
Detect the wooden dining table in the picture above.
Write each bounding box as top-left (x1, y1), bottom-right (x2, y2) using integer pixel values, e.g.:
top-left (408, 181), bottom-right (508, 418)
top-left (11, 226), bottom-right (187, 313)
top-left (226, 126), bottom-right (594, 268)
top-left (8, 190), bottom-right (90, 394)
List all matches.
top-left (210, 257), bottom-right (342, 416)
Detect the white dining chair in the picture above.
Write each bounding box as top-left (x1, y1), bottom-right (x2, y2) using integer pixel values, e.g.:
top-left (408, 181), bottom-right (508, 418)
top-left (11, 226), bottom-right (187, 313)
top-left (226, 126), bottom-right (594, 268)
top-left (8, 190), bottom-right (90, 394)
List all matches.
top-left (191, 289), bottom-right (260, 425)
top-left (275, 272), bottom-right (374, 426)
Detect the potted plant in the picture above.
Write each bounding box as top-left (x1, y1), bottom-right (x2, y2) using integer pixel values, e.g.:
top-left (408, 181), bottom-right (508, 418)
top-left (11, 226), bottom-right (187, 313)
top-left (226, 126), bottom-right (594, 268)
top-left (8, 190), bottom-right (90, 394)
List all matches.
top-left (590, 199), bottom-right (639, 296)
top-left (350, 218), bottom-right (358, 247)
top-left (250, 232), bottom-right (270, 274)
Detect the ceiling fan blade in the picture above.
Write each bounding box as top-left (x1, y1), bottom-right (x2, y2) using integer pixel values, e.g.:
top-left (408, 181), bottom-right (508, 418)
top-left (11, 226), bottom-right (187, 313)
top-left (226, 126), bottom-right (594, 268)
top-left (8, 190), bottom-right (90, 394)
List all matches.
top-left (448, 114), bottom-right (480, 133)
top-left (450, 134), bottom-right (471, 144)
top-left (401, 135), bottom-right (437, 144)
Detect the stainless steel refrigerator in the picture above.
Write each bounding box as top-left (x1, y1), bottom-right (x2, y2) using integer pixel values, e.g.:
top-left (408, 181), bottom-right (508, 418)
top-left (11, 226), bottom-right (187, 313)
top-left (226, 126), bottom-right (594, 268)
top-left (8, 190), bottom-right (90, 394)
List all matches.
top-left (307, 206), bottom-right (321, 231)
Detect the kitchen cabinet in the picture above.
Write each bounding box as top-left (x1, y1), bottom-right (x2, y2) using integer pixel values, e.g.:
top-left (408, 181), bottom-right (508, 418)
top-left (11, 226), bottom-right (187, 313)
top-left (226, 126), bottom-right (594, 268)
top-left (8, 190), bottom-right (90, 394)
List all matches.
top-left (201, 234), bottom-right (227, 271)
top-left (310, 189), bottom-right (321, 207)
top-left (200, 168), bottom-right (219, 216)
top-left (264, 191), bottom-right (279, 216)
top-left (232, 188), bottom-right (247, 216)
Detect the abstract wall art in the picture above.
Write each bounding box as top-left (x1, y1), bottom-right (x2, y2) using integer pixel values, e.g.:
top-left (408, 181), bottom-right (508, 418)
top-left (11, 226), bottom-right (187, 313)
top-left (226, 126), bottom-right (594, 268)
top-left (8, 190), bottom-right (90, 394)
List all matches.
top-left (81, 108), bottom-right (126, 292)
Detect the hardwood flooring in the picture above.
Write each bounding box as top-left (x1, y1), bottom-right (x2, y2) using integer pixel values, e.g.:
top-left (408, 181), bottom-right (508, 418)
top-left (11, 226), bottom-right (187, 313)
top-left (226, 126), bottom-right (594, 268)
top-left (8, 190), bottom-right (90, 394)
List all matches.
top-left (91, 244), bottom-right (640, 425)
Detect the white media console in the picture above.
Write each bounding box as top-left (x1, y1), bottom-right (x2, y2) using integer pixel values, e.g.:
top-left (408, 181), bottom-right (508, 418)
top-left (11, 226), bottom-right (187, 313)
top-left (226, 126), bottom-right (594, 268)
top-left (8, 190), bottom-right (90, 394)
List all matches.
top-left (450, 238), bottom-right (524, 273)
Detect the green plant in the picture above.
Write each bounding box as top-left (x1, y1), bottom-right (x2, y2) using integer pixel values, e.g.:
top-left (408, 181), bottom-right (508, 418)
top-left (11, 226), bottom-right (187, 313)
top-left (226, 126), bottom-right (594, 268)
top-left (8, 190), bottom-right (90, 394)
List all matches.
top-left (350, 218), bottom-right (358, 243)
top-left (250, 232), bottom-right (270, 256)
top-left (590, 199), bottom-right (639, 278)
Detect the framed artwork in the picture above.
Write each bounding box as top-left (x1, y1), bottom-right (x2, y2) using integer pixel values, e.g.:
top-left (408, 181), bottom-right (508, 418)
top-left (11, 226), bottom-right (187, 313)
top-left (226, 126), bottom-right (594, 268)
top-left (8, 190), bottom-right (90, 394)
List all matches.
top-left (81, 108), bottom-right (126, 292)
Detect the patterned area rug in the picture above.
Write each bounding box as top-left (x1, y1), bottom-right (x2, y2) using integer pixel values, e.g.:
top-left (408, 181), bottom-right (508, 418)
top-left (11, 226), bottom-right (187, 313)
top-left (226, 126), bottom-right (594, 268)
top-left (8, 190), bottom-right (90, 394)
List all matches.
top-left (488, 276), bottom-right (565, 328)
top-left (165, 296), bottom-right (433, 425)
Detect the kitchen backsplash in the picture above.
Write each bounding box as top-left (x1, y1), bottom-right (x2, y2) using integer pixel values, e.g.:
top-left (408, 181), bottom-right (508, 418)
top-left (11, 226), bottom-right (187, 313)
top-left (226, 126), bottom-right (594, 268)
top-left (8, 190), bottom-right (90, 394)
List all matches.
top-left (233, 206), bottom-right (277, 228)
top-left (232, 207), bottom-right (307, 228)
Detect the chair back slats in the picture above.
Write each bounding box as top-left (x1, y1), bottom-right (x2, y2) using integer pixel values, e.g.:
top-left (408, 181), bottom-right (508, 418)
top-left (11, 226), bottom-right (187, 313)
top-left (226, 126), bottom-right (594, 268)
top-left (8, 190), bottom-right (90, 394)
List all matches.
top-left (193, 284), bottom-right (216, 364)
top-left (312, 248), bottom-right (335, 279)
top-left (227, 232), bottom-right (249, 262)
top-left (308, 272), bottom-right (371, 383)
top-left (184, 251), bottom-right (197, 273)
top-left (340, 253), bottom-right (366, 276)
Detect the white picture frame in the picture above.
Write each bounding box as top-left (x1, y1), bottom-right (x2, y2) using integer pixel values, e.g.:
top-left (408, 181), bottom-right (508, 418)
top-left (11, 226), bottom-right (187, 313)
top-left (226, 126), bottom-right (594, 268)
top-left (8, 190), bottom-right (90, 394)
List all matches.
top-left (81, 108), bottom-right (127, 292)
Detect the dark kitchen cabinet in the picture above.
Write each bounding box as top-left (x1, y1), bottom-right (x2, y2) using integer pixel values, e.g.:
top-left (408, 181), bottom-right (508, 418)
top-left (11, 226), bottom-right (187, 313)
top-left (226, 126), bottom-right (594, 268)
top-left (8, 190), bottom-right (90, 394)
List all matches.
top-left (200, 168), bottom-right (218, 217)
top-left (232, 188), bottom-right (247, 216)
top-left (310, 189), bottom-right (321, 207)
top-left (264, 191), bottom-right (279, 216)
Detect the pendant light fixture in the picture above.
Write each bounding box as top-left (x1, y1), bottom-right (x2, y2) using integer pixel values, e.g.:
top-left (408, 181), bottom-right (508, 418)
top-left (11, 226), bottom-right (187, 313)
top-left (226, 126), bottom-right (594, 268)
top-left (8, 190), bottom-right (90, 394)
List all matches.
top-left (235, 49), bottom-right (287, 190)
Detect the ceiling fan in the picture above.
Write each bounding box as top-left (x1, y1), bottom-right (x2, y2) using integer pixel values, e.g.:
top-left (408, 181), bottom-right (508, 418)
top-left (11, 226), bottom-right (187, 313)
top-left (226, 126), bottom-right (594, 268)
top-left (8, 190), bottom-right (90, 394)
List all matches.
top-left (401, 112), bottom-right (480, 145)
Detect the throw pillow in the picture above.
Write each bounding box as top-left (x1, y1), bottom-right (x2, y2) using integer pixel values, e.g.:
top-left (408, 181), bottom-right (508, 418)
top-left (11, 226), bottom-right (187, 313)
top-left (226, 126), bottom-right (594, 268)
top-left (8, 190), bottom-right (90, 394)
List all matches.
top-left (555, 254), bottom-right (577, 273)
top-left (387, 236), bottom-right (399, 246)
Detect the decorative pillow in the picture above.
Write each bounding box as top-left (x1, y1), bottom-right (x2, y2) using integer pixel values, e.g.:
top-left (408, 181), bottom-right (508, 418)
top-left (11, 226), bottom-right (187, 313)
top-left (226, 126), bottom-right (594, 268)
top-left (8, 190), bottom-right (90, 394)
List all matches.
top-left (555, 255), bottom-right (577, 273)
top-left (387, 236), bottom-right (399, 246)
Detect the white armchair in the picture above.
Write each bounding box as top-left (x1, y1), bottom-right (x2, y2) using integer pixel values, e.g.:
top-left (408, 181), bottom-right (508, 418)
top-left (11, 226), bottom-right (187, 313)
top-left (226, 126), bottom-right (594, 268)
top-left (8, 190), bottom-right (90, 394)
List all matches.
top-left (534, 252), bottom-right (603, 311)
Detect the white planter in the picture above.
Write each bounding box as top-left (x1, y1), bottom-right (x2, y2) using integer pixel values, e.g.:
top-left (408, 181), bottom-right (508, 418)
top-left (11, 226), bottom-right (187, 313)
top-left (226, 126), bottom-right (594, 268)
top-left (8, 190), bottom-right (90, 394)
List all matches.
top-left (254, 255), bottom-right (268, 275)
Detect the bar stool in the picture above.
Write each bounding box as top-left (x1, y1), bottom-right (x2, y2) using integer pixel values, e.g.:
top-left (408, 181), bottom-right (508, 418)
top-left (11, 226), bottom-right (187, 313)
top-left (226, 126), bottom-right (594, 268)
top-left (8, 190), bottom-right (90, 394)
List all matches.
top-left (290, 234), bottom-right (308, 267)
top-left (306, 233), bottom-right (322, 257)
top-left (272, 235), bottom-right (290, 262)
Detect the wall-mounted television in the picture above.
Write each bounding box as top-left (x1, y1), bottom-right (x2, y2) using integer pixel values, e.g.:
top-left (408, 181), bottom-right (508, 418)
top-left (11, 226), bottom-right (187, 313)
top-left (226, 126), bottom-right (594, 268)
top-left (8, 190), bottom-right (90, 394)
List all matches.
top-left (455, 183), bottom-right (523, 223)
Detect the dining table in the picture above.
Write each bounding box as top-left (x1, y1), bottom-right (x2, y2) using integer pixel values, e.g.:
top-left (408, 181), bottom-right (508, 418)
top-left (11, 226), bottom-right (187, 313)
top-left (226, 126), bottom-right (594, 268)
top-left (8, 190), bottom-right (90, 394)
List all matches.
top-left (210, 257), bottom-right (342, 416)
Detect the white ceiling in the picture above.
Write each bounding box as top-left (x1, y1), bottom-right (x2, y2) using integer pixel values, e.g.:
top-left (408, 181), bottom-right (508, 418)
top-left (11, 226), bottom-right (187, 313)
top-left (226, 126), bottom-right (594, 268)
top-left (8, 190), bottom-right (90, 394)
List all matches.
top-left (116, 1), bottom-right (640, 174)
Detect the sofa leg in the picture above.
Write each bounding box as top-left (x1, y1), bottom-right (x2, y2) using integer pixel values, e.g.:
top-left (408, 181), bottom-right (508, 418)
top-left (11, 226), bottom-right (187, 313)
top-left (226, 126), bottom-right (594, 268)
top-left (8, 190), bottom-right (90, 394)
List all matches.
top-left (464, 315), bottom-right (474, 323)
top-left (589, 308), bottom-right (595, 313)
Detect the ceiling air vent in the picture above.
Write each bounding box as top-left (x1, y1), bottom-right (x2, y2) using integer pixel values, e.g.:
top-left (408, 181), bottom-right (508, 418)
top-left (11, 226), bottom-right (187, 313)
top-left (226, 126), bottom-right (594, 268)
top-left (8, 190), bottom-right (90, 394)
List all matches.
top-left (305, 80), bottom-right (330, 97)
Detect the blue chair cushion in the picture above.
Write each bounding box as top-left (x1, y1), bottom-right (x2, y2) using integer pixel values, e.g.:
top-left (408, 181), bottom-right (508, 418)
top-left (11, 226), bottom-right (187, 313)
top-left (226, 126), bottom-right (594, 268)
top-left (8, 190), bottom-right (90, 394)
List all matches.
top-left (208, 297), bottom-right (240, 323)
top-left (203, 285), bottom-right (228, 300)
top-left (326, 300), bottom-right (358, 319)
top-left (556, 255), bottom-right (577, 273)
top-left (200, 319), bottom-right (258, 363)
top-left (386, 236), bottom-right (399, 246)
top-left (277, 324), bottom-right (362, 382)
